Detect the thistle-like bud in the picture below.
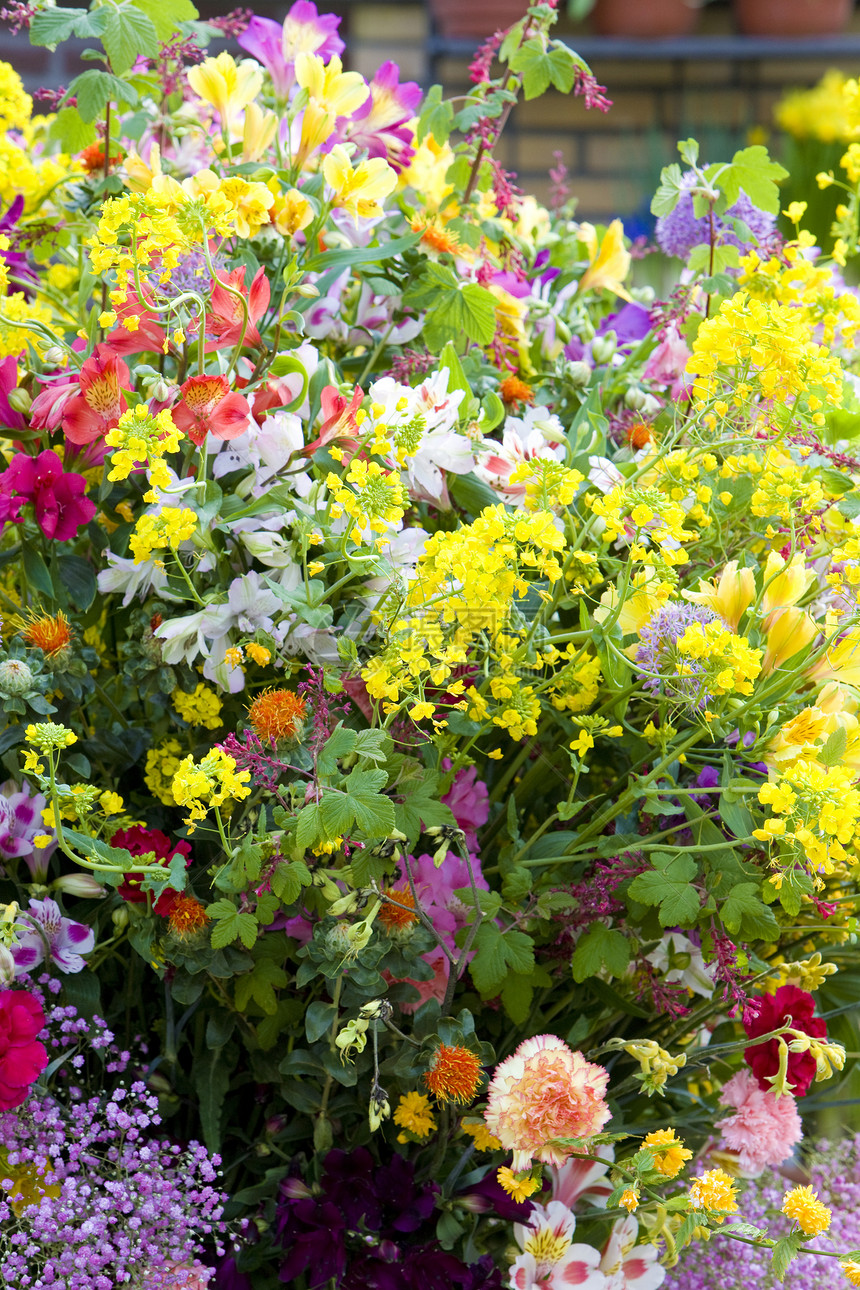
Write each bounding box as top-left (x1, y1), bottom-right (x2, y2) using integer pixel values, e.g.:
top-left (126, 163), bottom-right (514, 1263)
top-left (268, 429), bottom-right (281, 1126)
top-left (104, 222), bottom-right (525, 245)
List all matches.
top-left (566, 360), bottom-right (592, 387)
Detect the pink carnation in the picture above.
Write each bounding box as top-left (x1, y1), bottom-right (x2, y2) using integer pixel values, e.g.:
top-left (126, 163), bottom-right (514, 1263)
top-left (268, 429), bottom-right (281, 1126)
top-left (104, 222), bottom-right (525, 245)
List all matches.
top-left (715, 1069), bottom-right (803, 1176)
top-left (484, 1034), bottom-right (611, 1172)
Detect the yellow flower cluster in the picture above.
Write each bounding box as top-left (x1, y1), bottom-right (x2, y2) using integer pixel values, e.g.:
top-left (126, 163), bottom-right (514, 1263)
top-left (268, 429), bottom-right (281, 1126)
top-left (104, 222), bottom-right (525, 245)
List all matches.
top-left (0, 61), bottom-right (31, 132)
top-left (393, 1091), bottom-right (436, 1142)
top-left (466, 677), bottom-right (542, 742)
top-left (106, 406), bottom-right (183, 494)
top-left (171, 747), bottom-right (251, 830)
top-left (775, 70), bottom-right (860, 143)
top-left (508, 458), bottom-right (584, 512)
top-left (687, 291), bottom-right (843, 411)
top-left (755, 758), bottom-right (860, 879)
top-left (739, 238), bottom-right (860, 348)
top-left (750, 447), bottom-right (826, 525)
top-left (129, 508), bottom-right (197, 565)
top-left (172, 683), bottom-right (223, 730)
top-left (641, 1128), bottom-right (693, 1179)
top-left (327, 459), bottom-right (408, 545)
top-left (144, 738), bottom-right (185, 806)
top-left (0, 290), bottom-right (52, 359)
top-left (688, 1168), bottom-right (739, 1216)
top-left (674, 619), bottom-right (762, 698)
top-left (589, 483), bottom-right (698, 561)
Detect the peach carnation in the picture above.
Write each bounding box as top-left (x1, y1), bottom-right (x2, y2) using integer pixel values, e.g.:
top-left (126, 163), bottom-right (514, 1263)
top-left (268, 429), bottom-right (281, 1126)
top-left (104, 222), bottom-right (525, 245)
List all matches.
top-left (484, 1034), bottom-right (611, 1172)
top-left (715, 1069), bottom-right (803, 1176)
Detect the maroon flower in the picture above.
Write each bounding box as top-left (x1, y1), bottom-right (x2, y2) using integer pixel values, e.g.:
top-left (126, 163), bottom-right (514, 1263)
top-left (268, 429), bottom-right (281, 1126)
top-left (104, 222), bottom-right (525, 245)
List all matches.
top-left (0, 449), bottom-right (96, 541)
top-left (111, 826), bottom-right (192, 905)
top-left (0, 987), bottom-right (48, 1110)
top-left (743, 984), bottom-right (826, 1097)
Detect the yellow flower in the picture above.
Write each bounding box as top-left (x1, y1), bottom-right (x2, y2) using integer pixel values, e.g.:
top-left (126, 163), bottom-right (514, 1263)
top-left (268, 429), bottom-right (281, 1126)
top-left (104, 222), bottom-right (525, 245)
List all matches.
top-left (393, 1091), bottom-right (436, 1140)
top-left (187, 52), bottom-right (262, 123)
top-left (761, 607), bottom-right (817, 676)
top-left (840, 1261), bottom-right (860, 1286)
top-left (294, 52), bottom-right (368, 117)
top-left (245, 643), bottom-right (271, 666)
top-left (642, 1128), bottom-right (693, 1178)
top-left (243, 101), bottom-right (277, 162)
top-left (683, 561), bottom-right (755, 631)
top-left (620, 1188), bottom-right (639, 1212)
top-left (98, 791), bottom-right (124, 817)
top-left (577, 219), bottom-right (632, 300)
top-left (171, 747), bottom-right (251, 831)
top-left (172, 683), bottom-right (223, 731)
top-left (782, 1184), bottom-right (831, 1236)
top-left (272, 185), bottom-right (314, 237)
top-left (322, 145), bottom-right (397, 219)
top-left (761, 550), bottom-right (815, 616)
top-left (497, 1166), bottom-right (540, 1203)
top-left (688, 1168), bottom-right (739, 1215)
top-left (461, 1118), bottom-right (502, 1151)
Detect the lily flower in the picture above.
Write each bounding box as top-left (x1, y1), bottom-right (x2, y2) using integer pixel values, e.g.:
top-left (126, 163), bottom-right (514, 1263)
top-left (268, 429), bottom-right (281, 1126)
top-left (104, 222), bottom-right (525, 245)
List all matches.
top-left (61, 346), bottom-right (131, 445)
top-left (295, 52), bottom-right (369, 118)
top-left (322, 145), bottom-right (398, 219)
top-left (238, 3), bottom-right (344, 100)
top-left (208, 266), bottom-right (271, 350)
top-left (761, 605), bottom-right (817, 676)
top-left (683, 560), bottom-right (756, 630)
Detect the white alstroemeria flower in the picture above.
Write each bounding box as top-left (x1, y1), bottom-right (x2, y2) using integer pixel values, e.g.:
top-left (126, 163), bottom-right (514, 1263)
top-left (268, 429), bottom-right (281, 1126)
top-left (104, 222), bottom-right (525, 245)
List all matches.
top-left (97, 554), bottom-right (180, 607)
top-left (474, 408), bottom-right (566, 503)
top-left (155, 603), bottom-right (234, 667)
top-left (646, 931), bottom-right (715, 998)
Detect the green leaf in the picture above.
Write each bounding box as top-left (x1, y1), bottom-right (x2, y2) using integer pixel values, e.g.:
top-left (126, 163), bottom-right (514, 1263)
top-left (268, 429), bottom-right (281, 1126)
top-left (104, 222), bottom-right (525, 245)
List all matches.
top-left (423, 282), bottom-right (497, 353)
top-left (771, 1233), bottom-right (803, 1281)
top-left (271, 857), bottom-right (312, 904)
top-left (571, 923), bottom-right (631, 983)
top-left (67, 69), bottom-right (139, 122)
top-left (416, 83), bottom-right (453, 146)
top-left (316, 723), bottom-right (357, 777)
top-left (234, 958), bottom-right (288, 1015)
top-left (677, 137), bottom-right (700, 166)
top-left (628, 854), bottom-right (700, 928)
top-left (651, 163), bottom-right (684, 218)
top-left (207, 899), bottom-right (258, 950)
top-left (23, 545), bottom-right (54, 600)
top-left (819, 725), bottom-right (848, 768)
top-left (30, 5), bottom-right (108, 46)
top-left (132, 0), bottom-right (198, 40)
top-left (344, 766), bottom-right (395, 838)
top-left (319, 790), bottom-right (354, 840)
top-left (720, 882), bottom-right (780, 940)
top-left (58, 554), bottom-right (96, 610)
top-left (303, 232), bottom-right (422, 276)
top-left (500, 963), bottom-right (552, 1024)
top-left (469, 922), bottom-right (535, 996)
top-left (295, 802), bottom-right (321, 851)
top-left (716, 145), bottom-right (789, 216)
top-left (101, 3), bottom-right (159, 75)
top-left (305, 1000), bottom-right (336, 1043)
top-left (509, 37), bottom-right (575, 99)
top-left (268, 352), bottom-right (308, 411)
top-left (196, 1045), bottom-right (232, 1152)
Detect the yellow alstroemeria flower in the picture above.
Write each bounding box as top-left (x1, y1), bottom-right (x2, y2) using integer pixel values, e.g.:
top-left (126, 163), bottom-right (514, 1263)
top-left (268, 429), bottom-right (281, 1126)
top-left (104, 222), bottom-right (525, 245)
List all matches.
top-left (295, 52), bottom-right (368, 117)
top-left (683, 560), bottom-right (755, 631)
top-left (243, 101), bottom-right (277, 162)
top-left (761, 605), bottom-right (817, 676)
top-left (295, 97), bottom-right (335, 169)
top-left (323, 145), bottom-right (396, 219)
top-left (761, 549), bottom-right (816, 616)
top-left (578, 218), bottom-right (632, 300)
top-left (271, 184), bottom-right (314, 237)
top-left (187, 52), bottom-right (263, 125)
top-left (808, 626), bottom-right (860, 688)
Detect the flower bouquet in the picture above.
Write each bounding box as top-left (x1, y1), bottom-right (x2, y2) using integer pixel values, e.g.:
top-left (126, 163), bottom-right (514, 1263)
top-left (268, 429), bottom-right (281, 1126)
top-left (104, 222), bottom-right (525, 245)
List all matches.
top-left (3, 1), bottom-right (860, 1287)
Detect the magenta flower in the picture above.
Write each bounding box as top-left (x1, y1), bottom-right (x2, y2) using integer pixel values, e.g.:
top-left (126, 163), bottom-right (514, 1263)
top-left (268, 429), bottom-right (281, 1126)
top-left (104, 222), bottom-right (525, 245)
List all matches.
top-left (0, 987), bottom-right (47, 1110)
top-left (442, 762), bottom-right (489, 853)
top-left (0, 356), bottom-right (26, 431)
top-left (238, 1), bottom-right (344, 99)
top-left (340, 61), bottom-right (422, 171)
top-left (0, 449), bottom-right (96, 541)
top-left (11, 897), bottom-right (95, 975)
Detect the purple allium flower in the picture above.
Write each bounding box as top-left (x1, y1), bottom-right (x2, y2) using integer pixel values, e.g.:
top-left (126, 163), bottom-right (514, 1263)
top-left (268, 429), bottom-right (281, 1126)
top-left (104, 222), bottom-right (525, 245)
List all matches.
top-left (656, 171), bottom-right (777, 259)
top-left (11, 898), bottom-right (95, 975)
top-left (636, 602), bottom-right (721, 708)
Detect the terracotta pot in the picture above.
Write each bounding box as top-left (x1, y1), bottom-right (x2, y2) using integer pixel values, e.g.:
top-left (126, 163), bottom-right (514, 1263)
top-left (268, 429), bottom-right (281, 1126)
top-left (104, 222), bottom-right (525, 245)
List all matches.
top-left (429, 0), bottom-right (530, 39)
top-left (592, 0), bottom-right (699, 37)
top-left (733, 0), bottom-right (853, 35)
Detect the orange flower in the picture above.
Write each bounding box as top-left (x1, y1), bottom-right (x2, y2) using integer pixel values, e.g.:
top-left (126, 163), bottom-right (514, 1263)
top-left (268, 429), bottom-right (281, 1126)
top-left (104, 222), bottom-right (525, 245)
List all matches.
top-left (410, 215), bottom-right (460, 257)
top-left (247, 688), bottom-right (307, 742)
top-left (499, 375), bottom-right (534, 407)
top-left (18, 610), bottom-right (73, 659)
top-left (166, 893), bottom-right (210, 940)
top-left (626, 420), bottom-right (655, 450)
top-left (424, 1044), bottom-right (483, 1105)
top-left (379, 885), bottom-right (418, 933)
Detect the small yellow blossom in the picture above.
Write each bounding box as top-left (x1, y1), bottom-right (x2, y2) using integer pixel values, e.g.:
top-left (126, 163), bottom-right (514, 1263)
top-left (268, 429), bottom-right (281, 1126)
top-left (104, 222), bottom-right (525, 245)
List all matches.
top-left (782, 1185), bottom-right (831, 1236)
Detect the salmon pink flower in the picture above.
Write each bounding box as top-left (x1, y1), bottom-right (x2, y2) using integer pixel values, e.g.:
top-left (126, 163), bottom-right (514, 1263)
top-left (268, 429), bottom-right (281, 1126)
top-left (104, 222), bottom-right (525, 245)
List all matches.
top-left (0, 449), bottom-right (96, 541)
top-left (172, 374), bottom-right (251, 446)
top-left (716, 1069), bottom-right (803, 1175)
top-left (207, 266), bottom-right (270, 350)
top-left (304, 384), bottom-right (363, 455)
top-left (101, 289), bottom-right (166, 356)
top-left (0, 986), bottom-right (47, 1110)
top-left (61, 345), bottom-right (131, 445)
top-left (484, 1034), bottom-right (611, 1172)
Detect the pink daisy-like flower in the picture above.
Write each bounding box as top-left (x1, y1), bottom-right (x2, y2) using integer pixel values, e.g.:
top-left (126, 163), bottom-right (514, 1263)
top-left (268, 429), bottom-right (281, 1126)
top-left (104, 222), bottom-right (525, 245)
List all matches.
top-left (484, 1034), bottom-right (611, 1172)
top-left (715, 1069), bottom-right (803, 1176)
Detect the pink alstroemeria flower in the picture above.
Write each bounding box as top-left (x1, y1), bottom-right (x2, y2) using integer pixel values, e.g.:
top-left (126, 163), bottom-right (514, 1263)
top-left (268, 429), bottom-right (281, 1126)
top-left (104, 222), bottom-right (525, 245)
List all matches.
top-left (11, 897), bottom-right (95, 975)
top-left (207, 266), bottom-right (271, 350)
top-left (172, 374), bottom-right (251, 447)
top-left (61, 345), bottom-right (132, 445)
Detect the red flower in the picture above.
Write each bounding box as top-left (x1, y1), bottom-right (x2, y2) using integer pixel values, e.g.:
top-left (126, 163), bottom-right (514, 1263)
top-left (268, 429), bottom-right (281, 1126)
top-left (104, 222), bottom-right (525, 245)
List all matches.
top-left (208, 266), bottom-right (270, 349)
top-left (172, 374), bottom-right (251, 447)
top-left (303, 384), bottom-right (362, 456)
top-left (744, 984), bottom-right (826, 1097)
top-left (111, 826), bottom-right (192, 905)
top-left (0, 988), bottom-right (47, 1111)
top-left (61, 345), bottom-right (132, 445)
top-left (100, 288), bottom-right (167, 357)
top-left (0, 449), bottom-right (96, 541)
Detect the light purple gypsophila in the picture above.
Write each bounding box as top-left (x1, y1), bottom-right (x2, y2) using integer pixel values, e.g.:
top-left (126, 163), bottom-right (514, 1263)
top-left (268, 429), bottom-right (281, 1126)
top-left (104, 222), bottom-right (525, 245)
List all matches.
top-left (0, 991), bottom-right (224, 1289)
top-left (668, 1132), bottom-right (860, 1288)
top-left (11, 898), bottom-right (95, 975)
top-left (636, 602), bottom-right (720, 709)
top-left (656, 170), bottom-right (777, 259)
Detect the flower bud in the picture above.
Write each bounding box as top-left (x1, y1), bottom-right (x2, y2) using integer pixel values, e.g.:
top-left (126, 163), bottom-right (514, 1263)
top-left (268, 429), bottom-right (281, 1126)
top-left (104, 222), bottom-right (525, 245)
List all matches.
top-left (0, 943), bottom-right (16, 985)
top-left (294, 282), bottom-right (320, 299)
top-left (313, 1113), bottom-right (333, 1152)
top-left (624, 386), bottom-right (647, 411)
top-left (566, 360), bottom-right (592, 387)
top-left (53, 873), bottom-right (107, 898)
top-left (111, 904), bottom-right (130, 930)
top-left (43, 345), bottom-right (67, 366)
top-left (591, 331), bottom-right (617, 363)
top-left (7, 388), bottom-right (31, 413)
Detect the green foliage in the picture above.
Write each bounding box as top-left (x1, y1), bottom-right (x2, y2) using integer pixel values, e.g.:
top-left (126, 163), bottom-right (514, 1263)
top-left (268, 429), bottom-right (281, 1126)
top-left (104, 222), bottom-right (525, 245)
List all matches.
top-left (628, 854), bottom-right (700, 928)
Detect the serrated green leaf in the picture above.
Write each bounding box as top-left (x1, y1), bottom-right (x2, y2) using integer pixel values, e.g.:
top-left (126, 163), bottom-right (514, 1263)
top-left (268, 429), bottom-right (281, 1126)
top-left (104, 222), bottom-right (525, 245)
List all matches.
top-left (416, 83), bottom-right (453, 146)
top-left (718, 145), bottom-right (789, 216)
top-left (101, 3), bottom-right (159, 75)
top-left (30, 5), bottom-right (108, 46)
top-left (271, 857), bottom-right (312, 904)
top-left (819, 724), bottom-right (848, 767)
top-left (295, 802), bottom-right (321, 851)
top-left (196, 1044), bottom-right (232, 1152)
top-left (509, 36), bottom-right (575, 99)
top-left (344, 766), bottom-right (395, 838)
top-left (571, 923), bottom-right (631, 982)
top-left (68, 69), bottom-right (139, 122)
top-left (316, 723), bottom-right (357, 777)
top-left (132, 0), bottom-right (198, 40)
top-left (651, 163), bottom-right (684, 218)
top-left (469, 922), bottom-right (535, 996)
top-left (628, 856), bottom-right (700, 928)
top-left (721, 881), bottom-right (780, 940)
top-left (771, 1234), bottom-right (803, 1281)
top-left (234, 958), bottom-right (288, 1014)
top-left (319, 790), bottom-right (354, 839)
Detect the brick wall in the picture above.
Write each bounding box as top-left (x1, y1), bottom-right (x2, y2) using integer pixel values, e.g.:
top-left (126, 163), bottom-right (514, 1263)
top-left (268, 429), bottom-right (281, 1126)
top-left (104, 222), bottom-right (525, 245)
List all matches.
top-left (4, 2), bottom-right (860, 223)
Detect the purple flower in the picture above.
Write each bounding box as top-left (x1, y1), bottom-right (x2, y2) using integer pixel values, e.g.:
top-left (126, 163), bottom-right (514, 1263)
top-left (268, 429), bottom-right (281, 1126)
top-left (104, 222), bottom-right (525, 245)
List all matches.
top-left (0, 780), bottom-right (56, 877)
top-left (11, 897), bottom-right (95, 975)
top-left (635, 602), bottom-right (720, 709)
top-left (339, 61), bottom-right (422, 171)
top-left (656, 171), bottom-right (777, 259)
top-left (238, 2), bottom-right (344, 100)
top-left (0, 196), bottom-right (38, 295)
